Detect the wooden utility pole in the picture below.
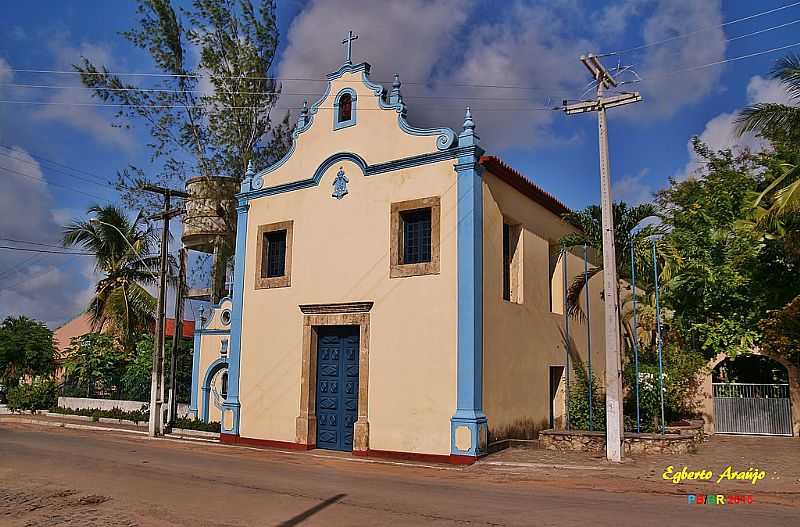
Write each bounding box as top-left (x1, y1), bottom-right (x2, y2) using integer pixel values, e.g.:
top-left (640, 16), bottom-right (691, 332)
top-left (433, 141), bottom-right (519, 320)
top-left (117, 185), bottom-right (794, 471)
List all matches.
top-left (167, 247), bottom-right (187, 428)
top-left (563, 54), bottom-right (641, 462)
top-left (142, 185), bottom-right (188, 437)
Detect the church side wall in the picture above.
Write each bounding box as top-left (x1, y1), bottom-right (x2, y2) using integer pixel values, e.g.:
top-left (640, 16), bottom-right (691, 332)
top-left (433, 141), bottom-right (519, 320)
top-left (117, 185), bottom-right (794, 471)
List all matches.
top-left (481, 171), bottom-right (607, 436)
top-left (238, 158), bottom-right (458, 456)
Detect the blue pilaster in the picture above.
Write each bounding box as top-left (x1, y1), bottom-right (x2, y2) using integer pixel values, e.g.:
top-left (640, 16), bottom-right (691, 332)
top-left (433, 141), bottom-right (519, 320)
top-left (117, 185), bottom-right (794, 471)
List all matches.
top-left (188, 314), bottom-right (203, 418)
top-left (222, 199), bottom-right (249, 435)
top-left (451, 108), bottom-right (488, 457)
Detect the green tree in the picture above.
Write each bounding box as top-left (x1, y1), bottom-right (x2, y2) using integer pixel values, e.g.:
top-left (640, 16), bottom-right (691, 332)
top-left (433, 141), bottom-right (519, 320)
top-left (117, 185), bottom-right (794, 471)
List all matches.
top-left (75, 0), bottom-right (293, 264)
top-left (122, 333), bottom-right (194, 402)
top-left (759, 295), bottom-right (800, 368)
top-left (63, 333), bottom-right (127, 397)
top-left (0, 316), bottom-right (56, 388)
top-left (63, 205), bottom-right (157, 352)
top-left (121, 334), bottom-right (154, 401)
top-left (657, 140), bottom-right (800, 359)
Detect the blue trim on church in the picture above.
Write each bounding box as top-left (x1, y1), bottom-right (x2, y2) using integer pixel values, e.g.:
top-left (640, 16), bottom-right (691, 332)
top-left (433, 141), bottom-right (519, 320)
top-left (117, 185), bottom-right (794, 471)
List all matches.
top-left (189, 324), bottom-right (202, 417)
top-left (201, 356), bottom-right (229, 423)
top-left (333, 88), bottom-right (357, 130)
top-left (450, 114), bottom-right (488, 458)
top-left (238, 60), bottom-right (457, 195)
top-left (222, 200), bottom-right (249, 435)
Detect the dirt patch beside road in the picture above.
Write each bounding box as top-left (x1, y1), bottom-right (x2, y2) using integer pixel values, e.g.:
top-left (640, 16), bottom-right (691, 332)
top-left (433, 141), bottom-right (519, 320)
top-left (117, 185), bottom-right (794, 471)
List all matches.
top-left (0, 485), bottom-right (144, 527)
top-left (470, 435), bottom-right (800, 506)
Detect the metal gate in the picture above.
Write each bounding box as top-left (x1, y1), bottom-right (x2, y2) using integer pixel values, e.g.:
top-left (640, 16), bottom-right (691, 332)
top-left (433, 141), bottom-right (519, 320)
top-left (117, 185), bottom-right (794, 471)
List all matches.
top-left (713, 383), bottom-right (792, 436)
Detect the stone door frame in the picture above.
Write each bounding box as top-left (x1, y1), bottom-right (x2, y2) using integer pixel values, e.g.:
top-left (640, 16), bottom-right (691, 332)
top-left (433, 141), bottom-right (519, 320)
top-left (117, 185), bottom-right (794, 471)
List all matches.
top-left (296, 302), bottom-right (372, 451)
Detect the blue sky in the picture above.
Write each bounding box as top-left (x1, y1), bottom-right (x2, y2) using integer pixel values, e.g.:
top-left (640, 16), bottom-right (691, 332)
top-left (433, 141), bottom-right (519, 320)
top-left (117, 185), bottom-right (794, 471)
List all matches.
top-left (1, 0), bottom-right (798, 326)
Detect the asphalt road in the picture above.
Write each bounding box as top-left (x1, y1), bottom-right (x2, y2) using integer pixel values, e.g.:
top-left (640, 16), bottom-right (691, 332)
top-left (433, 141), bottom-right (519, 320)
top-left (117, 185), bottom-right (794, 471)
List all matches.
top-left (0, 423), bottom-right (796, 526)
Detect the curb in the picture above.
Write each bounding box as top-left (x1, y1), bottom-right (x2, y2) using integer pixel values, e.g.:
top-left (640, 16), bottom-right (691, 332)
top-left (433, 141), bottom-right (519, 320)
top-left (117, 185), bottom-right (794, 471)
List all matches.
top-left (0, 416), bottom-right (147, 435)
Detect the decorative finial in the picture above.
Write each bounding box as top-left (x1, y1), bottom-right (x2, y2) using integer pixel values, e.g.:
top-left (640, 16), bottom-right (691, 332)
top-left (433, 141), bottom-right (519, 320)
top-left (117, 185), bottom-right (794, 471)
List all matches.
top-left (342, 30), bottom-right (358, 64)
top-left (458, 106), bottom-right (479, 147)
top-left (463, 106), bottom-right (475, 131)
top-left (298, 98), bottom-right (309, 128)
top-left (389, 73), bottom-right (403, 105)
top-left (241, 159), bottom-right (256, 192)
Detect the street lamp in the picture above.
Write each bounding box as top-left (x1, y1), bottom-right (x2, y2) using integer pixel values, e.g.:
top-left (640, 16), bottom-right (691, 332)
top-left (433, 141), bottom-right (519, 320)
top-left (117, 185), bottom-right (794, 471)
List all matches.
top-left (646, 234), bottom-right (666, 434)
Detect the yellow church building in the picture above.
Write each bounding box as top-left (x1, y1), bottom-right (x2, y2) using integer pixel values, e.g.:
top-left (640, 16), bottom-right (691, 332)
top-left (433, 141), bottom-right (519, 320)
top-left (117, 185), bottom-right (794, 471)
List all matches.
top-left (189, 46), bottom-right (605, 463)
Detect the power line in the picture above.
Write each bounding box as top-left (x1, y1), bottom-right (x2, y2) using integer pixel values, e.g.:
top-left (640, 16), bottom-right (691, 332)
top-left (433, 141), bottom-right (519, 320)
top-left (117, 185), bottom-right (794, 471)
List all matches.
top-left (0, 149), bottom-right (111, 189)
top-left (1, 264), bottom-right (66, 292)
top-left (724, 18), bottom-right (800, 45)
top-left (0, 254), bottom-right (46, 282)
top-left (0, 245), bottom-right (92, 255)
top-left (0, 165), bottom-right (109, 200)
top-left (0, 99), bottom-right (558, 111)
top-left (620, 39), bottom-right (800, 85)
top-left (602, 1), bottom-right (800, 56)
top-left (0, 144), bottom-right (108, 185)
top-left (0, 83), bottom-right (567, 102)
top-left (0, 237), bottom-right (67, 249)
top-left (5, 67), bottom-right (573, 94)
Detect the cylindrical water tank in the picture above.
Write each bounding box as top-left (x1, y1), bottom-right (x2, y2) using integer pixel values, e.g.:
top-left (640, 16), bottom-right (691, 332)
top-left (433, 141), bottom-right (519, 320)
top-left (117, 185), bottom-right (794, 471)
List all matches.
top-left (182, 176), bottom-right (238, 254)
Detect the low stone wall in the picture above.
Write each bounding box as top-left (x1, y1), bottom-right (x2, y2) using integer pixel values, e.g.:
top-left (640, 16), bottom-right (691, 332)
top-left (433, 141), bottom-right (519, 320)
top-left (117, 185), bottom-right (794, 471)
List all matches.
top-left (57, 397), bottom-right (190, 418)
top-left (539, 425), bottom-right (704, 456)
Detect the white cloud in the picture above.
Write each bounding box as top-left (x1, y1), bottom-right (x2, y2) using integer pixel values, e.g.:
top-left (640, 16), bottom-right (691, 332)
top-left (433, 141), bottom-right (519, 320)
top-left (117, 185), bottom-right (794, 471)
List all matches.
top-left (0, 147), bottom-right (91, 327)
top-left (596, 0), bottom-right (647, 37)
top-left (276, 0), bottom-right (594, 150)
top-left (31, 39), bottom-right (135, 152)
top-left (275, 0), bottom-right (729, 150)
top-left (0, 57), bottom-right (11, 84)
top-left (613, 168), bottom-right (653, 205)
top-left (746, 75), bottom-right (796, 106)
top-left (675, 74), bottom-right (797, 180)
top-left (630, 0), bottom-right (726, 120)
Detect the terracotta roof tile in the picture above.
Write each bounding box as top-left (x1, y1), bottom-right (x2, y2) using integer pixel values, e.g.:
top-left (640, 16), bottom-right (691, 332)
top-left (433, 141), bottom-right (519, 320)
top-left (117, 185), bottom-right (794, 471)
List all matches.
top-left (479, 155), bottom-right (571, 217)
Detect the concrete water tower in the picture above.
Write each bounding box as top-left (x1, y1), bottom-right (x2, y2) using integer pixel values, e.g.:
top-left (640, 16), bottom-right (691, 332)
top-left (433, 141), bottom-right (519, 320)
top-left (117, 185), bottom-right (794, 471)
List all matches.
top-left (181, 175), bottom-right (239, 304)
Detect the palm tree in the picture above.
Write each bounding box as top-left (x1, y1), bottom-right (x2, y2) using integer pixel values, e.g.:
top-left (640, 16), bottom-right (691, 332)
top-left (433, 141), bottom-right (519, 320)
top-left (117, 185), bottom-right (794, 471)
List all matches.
top-left (736, 54), bottom-right (800, 143)
top-left (63, 205), bottom-right (158, 352)
top-left (736, 54), bottom-right (800, 231)
top-left (558, 202), bottom-right (664, 320)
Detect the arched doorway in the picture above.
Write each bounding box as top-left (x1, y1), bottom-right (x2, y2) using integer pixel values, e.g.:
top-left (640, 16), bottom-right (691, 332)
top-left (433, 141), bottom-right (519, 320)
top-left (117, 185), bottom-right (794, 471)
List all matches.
top-left (201, 358), bottom-right (228, 423)
top-left (712, 355), bottom-right (792, 436)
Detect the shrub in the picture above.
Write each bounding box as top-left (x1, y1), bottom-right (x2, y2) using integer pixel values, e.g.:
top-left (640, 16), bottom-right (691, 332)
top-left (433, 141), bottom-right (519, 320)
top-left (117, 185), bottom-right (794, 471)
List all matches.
top-left (7, 380), bottom-right (58, 412)
top-left (567, 372), bottom-right (606, 431)
top-left (173, 417), bottom-right (220, 433)
top-left (50, 405), bottom-right (149, 424)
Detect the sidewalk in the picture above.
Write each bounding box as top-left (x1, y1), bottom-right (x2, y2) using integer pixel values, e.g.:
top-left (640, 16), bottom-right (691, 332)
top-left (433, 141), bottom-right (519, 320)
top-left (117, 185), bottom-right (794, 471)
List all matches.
top-left (0, 413), bottom-right (147, 435)
top-left (469, 435), bottom-right (800, 505)
top-left (0, 412), bottom-right (218, 440)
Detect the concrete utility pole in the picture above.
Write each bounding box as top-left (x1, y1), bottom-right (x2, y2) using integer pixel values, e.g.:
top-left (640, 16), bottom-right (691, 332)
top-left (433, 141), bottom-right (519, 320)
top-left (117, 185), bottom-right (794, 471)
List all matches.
top-left (142, 185), bottom-right (188, 437)
top-left (563, 54), bottom-right (641, 463)
top-left (167, 247), bottom-right (187, 428)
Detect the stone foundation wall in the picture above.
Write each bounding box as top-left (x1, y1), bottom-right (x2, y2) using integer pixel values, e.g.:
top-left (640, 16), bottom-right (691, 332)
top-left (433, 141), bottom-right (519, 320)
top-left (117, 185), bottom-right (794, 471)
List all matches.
top-left (539, 424), bottom-right (704, 456)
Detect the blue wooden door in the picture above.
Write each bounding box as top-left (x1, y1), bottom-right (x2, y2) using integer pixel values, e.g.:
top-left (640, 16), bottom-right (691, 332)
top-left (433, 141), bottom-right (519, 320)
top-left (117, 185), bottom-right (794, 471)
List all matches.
top-left (315, 326), bottom-right (360, 451)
